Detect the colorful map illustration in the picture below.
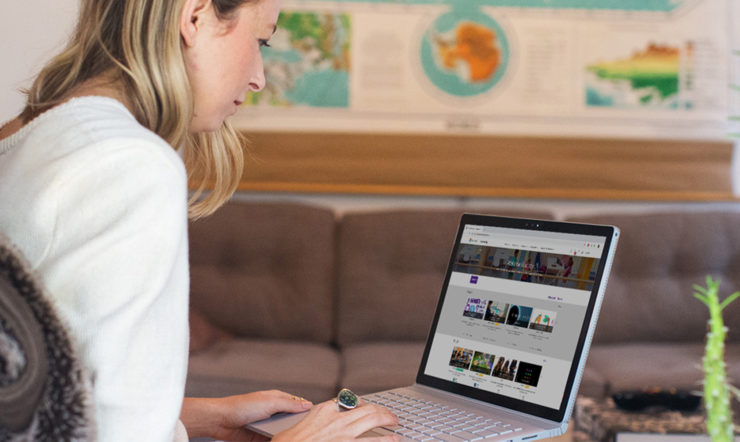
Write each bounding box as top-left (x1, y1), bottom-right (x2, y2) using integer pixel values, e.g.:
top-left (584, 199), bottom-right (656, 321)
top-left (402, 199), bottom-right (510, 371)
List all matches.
top-left (245, 12), bottom-right (351, 108)
top-left (585, 43), bottom-right (684, 109)
top-left (433, 22), bottom-right (500, 83)
top-left (420, 9), bottom-right (509, 97)
top-left (231, 0), bottom-right (725, 140)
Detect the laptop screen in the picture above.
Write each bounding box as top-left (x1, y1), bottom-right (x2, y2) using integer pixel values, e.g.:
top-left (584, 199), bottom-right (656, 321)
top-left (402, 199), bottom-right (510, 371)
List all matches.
top-left (417, 214), bottom-right (618, 422)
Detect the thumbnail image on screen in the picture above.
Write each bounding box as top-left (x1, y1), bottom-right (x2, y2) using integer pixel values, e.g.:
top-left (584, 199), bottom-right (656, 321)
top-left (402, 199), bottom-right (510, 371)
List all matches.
top-left (492, 356), bottom-right (518, 381)
top-left (483, 300), bottom-right (508, 324)
top-left (462, 298), bottom-right (550, 334)
top-left (449, 347), bottom-right (474, 369)
top-left (505, 305), bottom-right (533, 328)
top-left (529, 308), bottom-right (557, 333)
top-left (515, 362), bottom-right (543, 387)
top-left (463, 298), bottom-right (486, 319)
top-left (447, 345), bottom-right (544, 388)
top-left (470, 351), bottom-right (496, 375)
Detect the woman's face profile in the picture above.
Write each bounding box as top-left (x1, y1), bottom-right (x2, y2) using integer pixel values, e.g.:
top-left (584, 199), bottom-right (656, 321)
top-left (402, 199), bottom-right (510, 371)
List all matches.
top-left (182, 0), bottom-right (281, 133)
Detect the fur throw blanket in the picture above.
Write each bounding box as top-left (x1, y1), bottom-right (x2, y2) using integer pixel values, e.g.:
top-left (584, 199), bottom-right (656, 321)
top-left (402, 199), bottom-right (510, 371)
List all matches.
top-left (0, 235), bottom-right (95, 441)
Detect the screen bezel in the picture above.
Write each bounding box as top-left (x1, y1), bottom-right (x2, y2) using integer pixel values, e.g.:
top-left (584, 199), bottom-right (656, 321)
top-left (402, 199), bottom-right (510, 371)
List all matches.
top-left (415, 213), bottom-right (617, 423)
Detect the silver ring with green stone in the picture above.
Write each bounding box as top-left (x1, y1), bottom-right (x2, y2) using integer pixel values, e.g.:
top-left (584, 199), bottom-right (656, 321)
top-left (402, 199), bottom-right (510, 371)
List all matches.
top-left (336, 388), bottom-right (358, 410)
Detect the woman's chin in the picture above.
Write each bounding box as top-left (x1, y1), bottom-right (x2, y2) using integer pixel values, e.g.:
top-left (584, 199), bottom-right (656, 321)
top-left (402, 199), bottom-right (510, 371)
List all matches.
top-left (189, 118), bottom-right (226, 134)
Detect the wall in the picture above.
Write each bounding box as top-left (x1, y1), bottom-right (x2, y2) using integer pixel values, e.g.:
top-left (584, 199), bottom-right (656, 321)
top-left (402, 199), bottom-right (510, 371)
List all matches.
top-left (3, 0), bottom-right (737, 210)
top-left (0, 1), bottom-right (78, 121)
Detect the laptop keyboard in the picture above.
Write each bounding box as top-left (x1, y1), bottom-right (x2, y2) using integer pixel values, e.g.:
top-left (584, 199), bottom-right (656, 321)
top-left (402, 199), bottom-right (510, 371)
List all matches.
top-left (363, 391), bottom-right (523, 441)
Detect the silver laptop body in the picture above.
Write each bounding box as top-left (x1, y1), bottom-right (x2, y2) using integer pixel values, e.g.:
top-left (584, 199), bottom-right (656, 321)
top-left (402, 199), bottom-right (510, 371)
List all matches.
top-left (249, 214), bottom-right (620, 441)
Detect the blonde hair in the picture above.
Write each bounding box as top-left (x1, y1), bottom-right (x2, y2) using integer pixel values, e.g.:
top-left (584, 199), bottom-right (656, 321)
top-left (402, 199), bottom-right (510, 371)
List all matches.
top-left (21, 0), bottom-right (249, 219)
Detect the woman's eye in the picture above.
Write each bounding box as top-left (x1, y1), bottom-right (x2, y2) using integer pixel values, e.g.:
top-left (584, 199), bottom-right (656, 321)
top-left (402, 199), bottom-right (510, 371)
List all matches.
top-left (259, 39), bottom-right (271, 48)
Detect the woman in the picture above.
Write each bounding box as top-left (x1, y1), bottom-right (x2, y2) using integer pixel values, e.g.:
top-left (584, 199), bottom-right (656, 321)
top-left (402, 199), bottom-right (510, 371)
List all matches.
top-left (0, 0), bottom-right (398, 440)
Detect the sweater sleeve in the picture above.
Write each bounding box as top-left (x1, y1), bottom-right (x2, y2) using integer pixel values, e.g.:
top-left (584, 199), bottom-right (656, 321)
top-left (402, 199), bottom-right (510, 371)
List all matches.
top-left (40, 137), bottom-right (190, 442)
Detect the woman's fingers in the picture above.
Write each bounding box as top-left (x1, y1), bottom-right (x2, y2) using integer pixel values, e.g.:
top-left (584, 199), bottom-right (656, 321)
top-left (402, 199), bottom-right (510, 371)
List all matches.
top-left (364, 437), bottom-right (401, 442)
top-left (246, 390), bottom-right (313, 418)
top-left (215, 390), bottom-right (313, 426)
top-left (343, 403), bottom-right (399, 435)
top-left (265, 390), bottom-right (313, 415)
top-left (274, 397), bottom-right (400, 441)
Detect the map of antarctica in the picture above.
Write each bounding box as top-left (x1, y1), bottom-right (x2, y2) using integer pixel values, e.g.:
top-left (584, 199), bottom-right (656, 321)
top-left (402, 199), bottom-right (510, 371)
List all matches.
top-left (420, 9), bottom-right (510, 97)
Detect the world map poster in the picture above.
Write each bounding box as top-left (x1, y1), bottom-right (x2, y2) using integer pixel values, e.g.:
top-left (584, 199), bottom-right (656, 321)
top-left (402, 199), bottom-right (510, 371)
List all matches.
top-left (235, 0), bottom-right (734, 140)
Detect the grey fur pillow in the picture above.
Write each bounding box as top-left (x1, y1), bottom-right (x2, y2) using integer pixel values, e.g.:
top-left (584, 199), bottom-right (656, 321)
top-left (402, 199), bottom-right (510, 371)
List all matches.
top-left (0, 236), bottom-right (95, 441)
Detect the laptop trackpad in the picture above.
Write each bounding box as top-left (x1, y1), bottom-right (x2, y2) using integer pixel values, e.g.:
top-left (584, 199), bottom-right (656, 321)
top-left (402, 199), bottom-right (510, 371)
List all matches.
top-left (248, 411), bottom-right (387, 439)
top-left (246, 411), bottom-right (308, 437)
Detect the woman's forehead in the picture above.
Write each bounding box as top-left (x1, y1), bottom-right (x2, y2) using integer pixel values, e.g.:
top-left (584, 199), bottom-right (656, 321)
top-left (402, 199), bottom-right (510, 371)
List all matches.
top-left (240, 0), bottom-right (281, 31)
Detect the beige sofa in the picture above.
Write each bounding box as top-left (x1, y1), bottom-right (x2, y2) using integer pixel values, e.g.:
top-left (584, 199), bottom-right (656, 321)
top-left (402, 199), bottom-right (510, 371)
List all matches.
top-left (186, 201), bottom-right (740, 409)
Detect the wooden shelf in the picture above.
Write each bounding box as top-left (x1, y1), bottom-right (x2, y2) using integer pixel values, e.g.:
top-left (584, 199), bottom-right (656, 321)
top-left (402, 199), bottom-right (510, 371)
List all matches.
top-left (192, 131), bottom-right (738, 202)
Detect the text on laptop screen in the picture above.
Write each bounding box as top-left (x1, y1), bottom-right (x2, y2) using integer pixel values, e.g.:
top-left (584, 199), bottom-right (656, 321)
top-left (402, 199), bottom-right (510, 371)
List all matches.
top-left (423, 224), bottom-right (606, 410)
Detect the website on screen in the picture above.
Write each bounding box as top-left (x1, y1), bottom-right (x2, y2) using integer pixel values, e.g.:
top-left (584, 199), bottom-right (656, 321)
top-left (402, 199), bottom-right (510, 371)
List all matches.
top-left (424, 224), bottom-right (605, 410)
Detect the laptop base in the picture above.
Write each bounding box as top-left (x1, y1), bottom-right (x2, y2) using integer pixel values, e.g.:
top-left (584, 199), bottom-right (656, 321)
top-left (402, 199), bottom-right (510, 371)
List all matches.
top-left (247, 385), bottom-right (562, 441)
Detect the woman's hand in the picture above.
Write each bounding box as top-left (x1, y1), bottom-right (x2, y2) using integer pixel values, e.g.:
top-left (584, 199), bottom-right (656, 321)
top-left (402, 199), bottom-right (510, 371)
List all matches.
top-left (180, 390), bottom-right (313, 441)
top-left (273, 399), bottom-right (400, 442)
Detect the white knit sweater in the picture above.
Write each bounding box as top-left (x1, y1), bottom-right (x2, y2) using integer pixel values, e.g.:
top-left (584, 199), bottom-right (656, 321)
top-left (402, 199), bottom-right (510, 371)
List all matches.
top-left (0, 97), bottom-right (190, 441)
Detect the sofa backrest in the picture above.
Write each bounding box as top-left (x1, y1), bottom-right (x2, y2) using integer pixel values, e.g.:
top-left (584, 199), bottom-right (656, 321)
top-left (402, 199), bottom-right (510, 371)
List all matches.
top-left (336, 208), bottom-right (553, 346)
top-left (567, 212), bottom-right (740, 344)
top-left (189, 201), bottom-right (336, 343)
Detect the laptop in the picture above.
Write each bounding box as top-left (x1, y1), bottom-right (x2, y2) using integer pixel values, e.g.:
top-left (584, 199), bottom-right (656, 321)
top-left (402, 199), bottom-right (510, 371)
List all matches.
top-left (248, 213), bottom-right (619, 441)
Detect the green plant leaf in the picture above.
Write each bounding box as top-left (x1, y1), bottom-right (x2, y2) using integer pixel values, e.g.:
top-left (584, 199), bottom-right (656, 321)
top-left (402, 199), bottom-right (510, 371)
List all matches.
top-left (694, 293), bottom-right (710, 306)
top-left (693, 284), bottom-right (709, 296)
top-left (720, 292), bottom-right (740, 311)
top-left (730, 384), bottom-right (740, 403)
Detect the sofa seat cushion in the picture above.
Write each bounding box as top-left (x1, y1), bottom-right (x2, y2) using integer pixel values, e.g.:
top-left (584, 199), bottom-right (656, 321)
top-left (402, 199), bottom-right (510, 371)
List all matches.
top-left (586, 343), bottom-right (740, 394)
top-left (186, 339), bottom-right (340, 402)
top-left (340, 342), bottom-right (426, 395)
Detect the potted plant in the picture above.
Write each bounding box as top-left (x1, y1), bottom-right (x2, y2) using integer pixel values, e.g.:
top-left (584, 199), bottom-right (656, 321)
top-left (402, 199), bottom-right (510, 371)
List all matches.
top-left (693, 276), bottom-right (740, 441)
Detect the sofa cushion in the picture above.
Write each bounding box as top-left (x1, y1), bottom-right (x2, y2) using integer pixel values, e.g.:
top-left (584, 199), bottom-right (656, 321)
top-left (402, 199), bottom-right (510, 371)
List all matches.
top-left (340, 342), bottom-right (426, 395)
top-left (186, 339), bottom-right (340, 402)
top-left (566, 212), bottom-right (740, 344)
top-left (189, 202), bottom-right (336, 343)
top-left (336, 209), bottom-right (552, 345)
top-left (586, 343), bottom-right (740, 394)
